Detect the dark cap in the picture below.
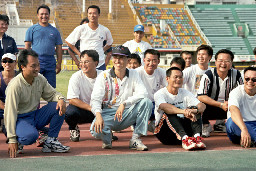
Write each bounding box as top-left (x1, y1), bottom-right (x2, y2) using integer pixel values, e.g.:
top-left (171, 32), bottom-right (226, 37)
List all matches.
top-left (112, 45), bottom-right (131, 57)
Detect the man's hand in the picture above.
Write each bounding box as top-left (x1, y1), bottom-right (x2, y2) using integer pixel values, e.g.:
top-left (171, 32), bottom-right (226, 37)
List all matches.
top-left (184, 109), bottom-right (197, 122)
top-left (241, 128), bottom-right (251, 148)
top-left (93, 113), bottom-right (104, 133)
top-left (221, 101), bottom-right (228, 112)
top-left (114, 104), bottom-right (125, 122)
top-left (56, 63), bottom-right (61, 74)
top-left (8, 143), bottom-right (18, 158)
top-left (56, 99), bottom-right (66, 116)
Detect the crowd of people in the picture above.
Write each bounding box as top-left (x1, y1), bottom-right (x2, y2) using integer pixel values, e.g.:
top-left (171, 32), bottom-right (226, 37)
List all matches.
top-left (0, 4), bottom-right (255, 158)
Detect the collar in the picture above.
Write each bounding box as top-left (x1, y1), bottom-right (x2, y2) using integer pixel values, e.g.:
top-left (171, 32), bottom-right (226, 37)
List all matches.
top-left (110, 67), bottom-right (129, 78)
top-left (19, 73), bottom-right (38, 86)
top-left (214, 68), bottom-right (232, 78)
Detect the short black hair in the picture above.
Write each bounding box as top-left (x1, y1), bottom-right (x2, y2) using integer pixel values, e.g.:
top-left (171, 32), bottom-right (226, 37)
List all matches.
top-left (18, 49), bottom-right (38, 71)
top-left (166, 67), bottom-right (182, 77)
top-left (129, 53), bottom-right (141, 65)
top-left (244, 66), bottom-right (256, 75)
top-left (37, 4), bottom-right (50, 14)
top-left (170, 57), bottom-right (185, 71)
top-left (87, 5), bottom-right (100, 14)
top-left (215, 49), bottom-right (234, 61)
top-left (0, 14), bottom-right (9, 25)
top-left (180, 51), bottom-right (193, 58)
top-left (144, 49), bottom-right (160, 59)
top-left (80, 50), bottom-right (99, 62)
top-left (80, 17), bottom-right (89, 25)
top-left (196, 44), bottom-right (213, 57)
top-left (253, 47), bottom-right (256, 55)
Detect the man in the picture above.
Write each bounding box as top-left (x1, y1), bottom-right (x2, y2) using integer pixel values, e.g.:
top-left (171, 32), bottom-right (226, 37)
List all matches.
top-left (170, 57), bottom-right (186, 71)
top-left (0, 53), bottom-right (17, 132)
top-left (127, 53), bottom-right (141, 69)
top-left (123, 25), bottom-right (152, 65)
top-left (25, 4), bottom-right (62, 88)
top-left (136, 49), bottom-right (167, 132)
top-left (198, 49), bottom-right (243, 137)
top-left (65, 50), bottom-right (101, 142)
top-left (0, 14), bottom-right (19, 71)
top-left (226, 67), bottom-right (256, 148)
top-left (183, 45), bottom-right (213, 96)
top-left (90, 45), bottom-right (152, 151)
top-left (180, 51), bottom-right (193, 69)
top-left (154, 67), bottom-right (206, 150)
top-left (4, 49), bottom-right (69, 158)
top-left (68, 17), bottom-right (89, 68)
top-left (66, 5), bottom-right (113, 70)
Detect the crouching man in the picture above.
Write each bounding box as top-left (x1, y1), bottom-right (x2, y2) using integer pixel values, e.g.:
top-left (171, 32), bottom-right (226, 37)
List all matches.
top-left (90, 45), bottom-right (152, 150)
top-left (154, 67), bottom-right (206, 150)
top-left (226, 67), bottom-right (256, 148)
top-left (4, 49), bottom-right (69, 158)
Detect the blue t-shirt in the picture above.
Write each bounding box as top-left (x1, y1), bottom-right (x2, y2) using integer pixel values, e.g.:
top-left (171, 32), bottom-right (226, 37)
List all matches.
top-left (25, 23), bottom-right (62, 69)
top-left (25, 23), bottom-right (62, 56)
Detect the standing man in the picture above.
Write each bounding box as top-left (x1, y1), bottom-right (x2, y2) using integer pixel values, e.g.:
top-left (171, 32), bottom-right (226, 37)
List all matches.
top-left (65, 50), bottom-right (101, 142)
top-left (198, 49), bottom-right (243, 137)
top-left (68, 17), bottom-right (89, 68)
top-left (170, 57), bottom-right (186, 71)
top-left (123, 25), bottom-right (152, 65)
top-left (90, 45), bottom-right (152, 150)
top-left (226, 67), bottom-right (256, 148)
top-left (183, 45), bottom-right (213, 96)
top-left (180, 51), bottom-right (193, 69)
top-left (0, 14), bottom-right (19, 71)
top-left (4, 49), bottom-right (69, 158)
top-left (25, 4), bottom-right (63, 88)
top-left (66, 5), bottom-right (113, 70)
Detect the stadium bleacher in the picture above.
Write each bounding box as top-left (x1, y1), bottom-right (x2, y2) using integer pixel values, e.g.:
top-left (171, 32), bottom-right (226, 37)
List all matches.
top-left (134, 4), bottom-right (205, 48)
top-left (190, 5), bottom-right (256, 55)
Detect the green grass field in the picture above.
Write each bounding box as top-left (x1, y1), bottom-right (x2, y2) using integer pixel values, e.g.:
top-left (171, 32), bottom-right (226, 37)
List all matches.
top-left (56, 71), bottom-right (76, 97)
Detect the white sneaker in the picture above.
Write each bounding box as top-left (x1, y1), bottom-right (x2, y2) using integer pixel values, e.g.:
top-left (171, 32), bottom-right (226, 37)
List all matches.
top-left (102, 142), bottom-right (112, 149)
top-left (129, 139), bottom-right (148, 151)
top-left (148, 120), bottom-right (155, 133)
top-left (42, 138), bottom-right (70, 153)
top-left (70, 125), bottom-right (80, 142)
top-left (202, 124), bottom-right (212, 138)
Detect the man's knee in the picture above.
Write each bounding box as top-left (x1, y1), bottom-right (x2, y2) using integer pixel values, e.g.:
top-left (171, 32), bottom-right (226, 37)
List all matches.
top-left (65, 105), bottom-right (79, 119)
top-left (17, 130), bottom-right (38, 145)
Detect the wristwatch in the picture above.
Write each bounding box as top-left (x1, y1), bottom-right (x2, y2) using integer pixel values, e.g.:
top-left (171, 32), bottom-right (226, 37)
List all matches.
top-left (122, 102), bottom-right (126, 107)
top-left (188, 106), bottom-right (199, 114)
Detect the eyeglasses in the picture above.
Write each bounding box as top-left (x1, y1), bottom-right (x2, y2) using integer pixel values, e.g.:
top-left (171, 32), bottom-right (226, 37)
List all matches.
top-left (79, 61), bottom-right (92, 65)
top-left (245, 77), bottom-right (256, 83)
top-left (2, 59), bottom-right (14, 63)
top-left (216, 60), bottom-right (231, 64)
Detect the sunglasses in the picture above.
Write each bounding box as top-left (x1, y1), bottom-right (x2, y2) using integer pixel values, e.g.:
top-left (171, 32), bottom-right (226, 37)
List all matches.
top-left (245, 77), bottom-right (256, 83)
top-left (2, 59), bottom-right (14, 63)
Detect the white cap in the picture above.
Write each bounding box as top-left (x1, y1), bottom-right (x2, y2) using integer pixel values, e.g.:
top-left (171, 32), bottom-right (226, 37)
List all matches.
top-left (2, 53), bottom-right (16, 61)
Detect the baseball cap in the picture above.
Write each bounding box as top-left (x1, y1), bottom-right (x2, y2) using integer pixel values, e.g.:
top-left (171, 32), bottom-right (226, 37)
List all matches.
top-left (112, 45), bottom-right (131, 57)
top-left (134, 25), bottom-right (144, 32)
top-left (2, 53), bottom-right (16, 61)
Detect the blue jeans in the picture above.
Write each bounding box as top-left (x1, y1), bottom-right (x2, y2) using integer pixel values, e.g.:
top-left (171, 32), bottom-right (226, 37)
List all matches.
top-left (40, 68), bottom-right (56, 88)
top-left (15, 102), bottom-right (64, 145)
top-left (226, 117), bottom-right (256, 144)
top-left (90, 98), bottom-right (152, 144)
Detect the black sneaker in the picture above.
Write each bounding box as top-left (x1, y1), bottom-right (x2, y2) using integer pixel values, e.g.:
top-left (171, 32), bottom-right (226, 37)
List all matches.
top-left (70, 125), bottom-right (80, 142)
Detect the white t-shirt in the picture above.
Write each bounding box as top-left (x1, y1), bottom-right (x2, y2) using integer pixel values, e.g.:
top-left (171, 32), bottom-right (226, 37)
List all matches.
top-left (227, 85), bottom-right (256, 122)
top-left (136, 66), bottom-right (167, 101)
top-left (154, 87), bottom-right (200, 125)
top-left (183, 64), bottom-right (211, 96)
top-left (67, 70), bottom-right (102, 105)
top-left (65, 24), bottom-right (113, 67)
top-left (123, 40), bottom-right (152, 65)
